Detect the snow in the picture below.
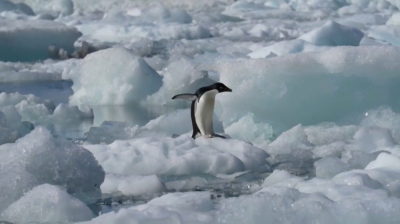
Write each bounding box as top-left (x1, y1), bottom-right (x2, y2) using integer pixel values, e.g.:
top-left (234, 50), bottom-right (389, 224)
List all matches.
top-left (101, 174), bottom-right (167, 196)
top-left (70, 47), bottom-right (162, 106)
top-left (0, 127), bottom-right (105, 212)
top-left (0, 19), bottom-right (81, 62)
top-left (0, 184), bottom-right (94, 223)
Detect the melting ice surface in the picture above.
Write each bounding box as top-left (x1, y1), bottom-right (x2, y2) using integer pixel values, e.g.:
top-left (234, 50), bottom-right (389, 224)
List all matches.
top-left (2, 0), bottom-right (400, 223)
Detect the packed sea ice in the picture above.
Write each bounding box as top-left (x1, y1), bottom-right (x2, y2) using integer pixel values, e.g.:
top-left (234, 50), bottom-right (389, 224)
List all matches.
top-left (1, 0), bottom-right (400, 223)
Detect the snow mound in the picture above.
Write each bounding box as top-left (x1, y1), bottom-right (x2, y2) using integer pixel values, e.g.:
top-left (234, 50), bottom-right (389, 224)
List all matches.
top-left (81, 192), bottom-right (214, 224)
top-left (0, 19), bottom-right (81, 61)
top-left (299, 20), bottom-right (364, 46)
top-left (0, 184), bottom-right (94, 223)
top-left (70, 47), bottom-right (162, 106)
top-left (101, 174), bottom-right (167, 196)
top-left (0, 127), bottom-right (105, 212)
top-left (84, 135), bottom-right (270, 176)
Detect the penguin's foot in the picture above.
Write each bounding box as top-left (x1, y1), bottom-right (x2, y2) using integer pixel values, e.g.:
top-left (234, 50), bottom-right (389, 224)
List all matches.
top-left (212, 133), bottom-right (226, 139)
top-left (204, 134), bottom-right (212, 139)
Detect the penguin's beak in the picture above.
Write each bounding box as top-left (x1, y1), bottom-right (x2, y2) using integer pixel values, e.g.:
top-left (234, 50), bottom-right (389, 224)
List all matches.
top-left (226, 87), bottom-right (232, 92)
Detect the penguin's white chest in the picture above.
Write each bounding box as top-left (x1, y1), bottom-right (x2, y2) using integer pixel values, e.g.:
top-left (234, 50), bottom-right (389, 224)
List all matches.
top-left (195, 90), bottom-right (218, 136)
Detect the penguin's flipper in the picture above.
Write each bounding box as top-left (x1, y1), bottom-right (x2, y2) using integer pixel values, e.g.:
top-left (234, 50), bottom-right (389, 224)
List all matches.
top-left (172, 94), bottom-right (197, 101)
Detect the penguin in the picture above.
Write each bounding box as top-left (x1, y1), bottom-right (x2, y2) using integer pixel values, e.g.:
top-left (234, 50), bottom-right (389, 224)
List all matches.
top-left (172, 82), bottom-right (232, 139)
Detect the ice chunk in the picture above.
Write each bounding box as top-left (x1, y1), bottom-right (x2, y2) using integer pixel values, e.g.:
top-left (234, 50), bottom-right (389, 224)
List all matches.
top-left (0, 127), bottom-right (105, 211)
top-left (267, 124), bottom-right (313, 155)
top-left (386, 13), bottom-right (400, 26)
top-left (313, 141), bottom-right (346, 158)
top-left (346, 126), bottom-right (395, 153)
top-left (81, 192), bottom-right (214, 224)
top-left (224, 113), bottom-right (273, 147)
top-left (143, 5), bottom-right (192, 24)
top-left (314, 157), bottom-right (350, 179)
top-left (248, 39), bottom-right (331, 58)
top-left (0, 92), bottom-right (54, 111)
top-left (304, 123), bottom-right (358, 146)
top-left (201, 46), bottom-right (400, 129)
top-left (368, 24), bottom-right (400, 46)
top-left (85, 121), bottom-right (139, 144)
top-left (101, 174), bottom-right (166, 196)
top-left (51, 103), bottom-right (94, 122)
top-left (262, 170), bottom-right (304, 188)
top-left (333, 172), bottom-right (383, 189)
top-left (0, 19), bottom-right (81, 62)
top-left (77, 22), bottom-right (211, 44)
top-left (53, 0), bottom-right (74, 16)
top-left (0, 184), bottom-right (94, 223)
top-left (84, 135), bottom-right (270, 176)
top-left (361, 107), bottom-right (400, 143)
top-left (365, 153), bottom-right (400, 172)
top-left (0, 111), bottom-right (20, 145)
top-left (70, 47), bottom-right (162, 106)
top-left (299, 20), bottom-right (364, 46)
top-left (342, 150), bottom-right (380, 169)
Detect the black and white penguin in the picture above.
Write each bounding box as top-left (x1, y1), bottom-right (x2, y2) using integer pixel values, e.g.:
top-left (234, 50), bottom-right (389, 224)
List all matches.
top-left (172, 82), bottom-right (232, 139)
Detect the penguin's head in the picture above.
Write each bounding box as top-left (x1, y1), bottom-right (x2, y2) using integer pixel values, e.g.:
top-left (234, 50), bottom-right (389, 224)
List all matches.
top-left (213, 82), bottom-right (232, 93)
